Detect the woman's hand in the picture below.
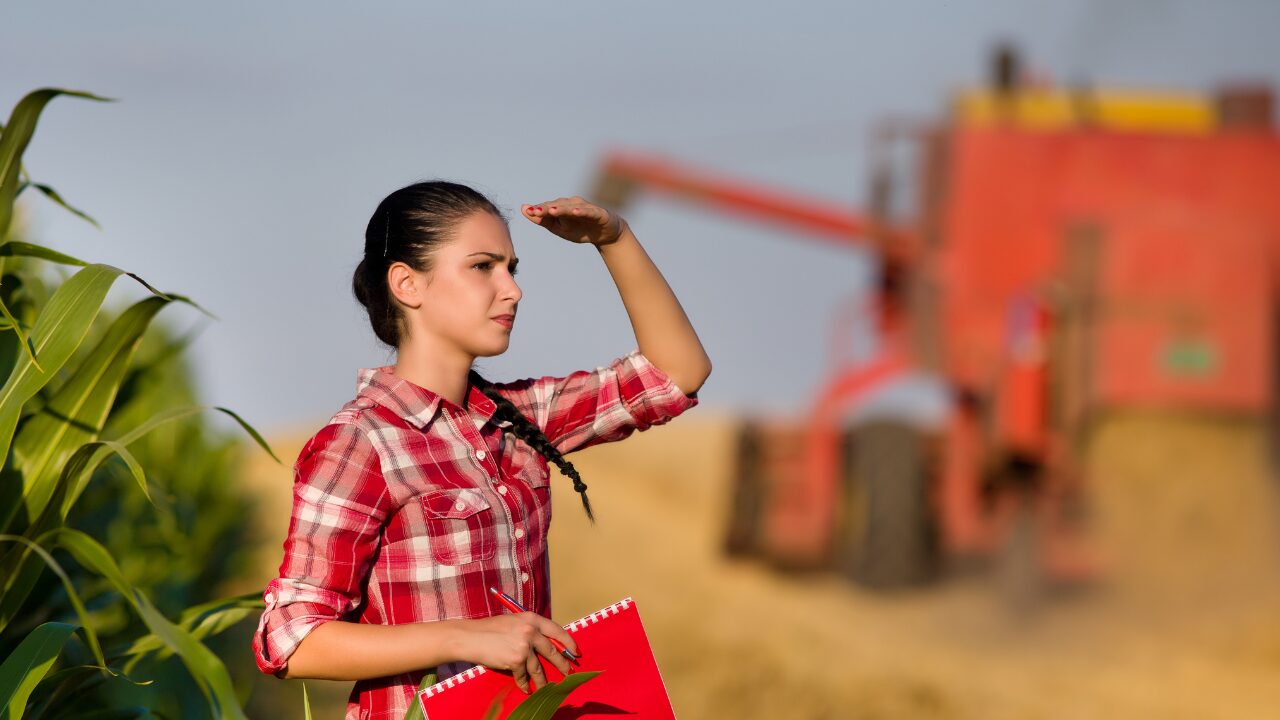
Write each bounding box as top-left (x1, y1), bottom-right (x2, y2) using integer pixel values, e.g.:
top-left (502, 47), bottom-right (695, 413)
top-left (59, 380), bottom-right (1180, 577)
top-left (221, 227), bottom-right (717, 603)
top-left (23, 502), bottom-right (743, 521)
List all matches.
top-left (459, 612), bottom-right (580, 694)
top-left (522, 196), bottom-right (628, 247)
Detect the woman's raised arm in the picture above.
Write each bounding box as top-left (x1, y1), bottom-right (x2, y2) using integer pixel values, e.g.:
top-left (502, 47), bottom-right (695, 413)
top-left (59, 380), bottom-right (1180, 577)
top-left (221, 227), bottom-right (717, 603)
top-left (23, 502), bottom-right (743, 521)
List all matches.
top-left (522, 198), bottom-right (712, 396)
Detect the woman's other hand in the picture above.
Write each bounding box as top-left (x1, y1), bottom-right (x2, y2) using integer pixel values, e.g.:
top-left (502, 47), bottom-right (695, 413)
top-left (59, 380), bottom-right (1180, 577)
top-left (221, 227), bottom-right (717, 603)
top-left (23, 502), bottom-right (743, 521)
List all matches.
top-left (522, 196), bottom-right (628, 247)
top-left (461, 612), bottom-right (580, 694)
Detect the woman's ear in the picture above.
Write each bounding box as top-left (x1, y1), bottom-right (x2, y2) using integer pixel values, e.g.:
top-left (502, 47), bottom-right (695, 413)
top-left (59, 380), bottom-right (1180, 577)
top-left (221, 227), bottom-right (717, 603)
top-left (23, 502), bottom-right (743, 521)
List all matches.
top-left (387, 262), bottom-right (425, 309)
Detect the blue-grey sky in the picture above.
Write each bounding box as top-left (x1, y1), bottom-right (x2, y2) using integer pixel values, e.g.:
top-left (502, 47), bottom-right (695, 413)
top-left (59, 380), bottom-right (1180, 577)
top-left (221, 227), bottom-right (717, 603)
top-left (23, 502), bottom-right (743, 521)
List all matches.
top-left (4, 1), bottom-right (1278, 435)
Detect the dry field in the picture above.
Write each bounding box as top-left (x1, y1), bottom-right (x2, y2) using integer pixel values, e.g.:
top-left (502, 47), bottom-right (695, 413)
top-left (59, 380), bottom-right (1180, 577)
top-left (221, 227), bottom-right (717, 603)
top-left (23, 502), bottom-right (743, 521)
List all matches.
top-left (233, 410), bottom-right (1280, 719)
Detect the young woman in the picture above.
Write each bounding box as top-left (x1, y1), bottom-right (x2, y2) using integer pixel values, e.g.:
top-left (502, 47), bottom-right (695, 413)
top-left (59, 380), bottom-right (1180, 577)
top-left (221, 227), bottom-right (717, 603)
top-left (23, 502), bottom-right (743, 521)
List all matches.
top-left (251, 181), bottom-right (711, 719)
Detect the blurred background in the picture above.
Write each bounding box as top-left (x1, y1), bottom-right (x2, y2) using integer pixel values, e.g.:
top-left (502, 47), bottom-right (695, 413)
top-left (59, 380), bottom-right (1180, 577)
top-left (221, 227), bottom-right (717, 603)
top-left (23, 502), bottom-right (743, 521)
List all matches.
top-left (4, 1), bottom-right (1279, 717)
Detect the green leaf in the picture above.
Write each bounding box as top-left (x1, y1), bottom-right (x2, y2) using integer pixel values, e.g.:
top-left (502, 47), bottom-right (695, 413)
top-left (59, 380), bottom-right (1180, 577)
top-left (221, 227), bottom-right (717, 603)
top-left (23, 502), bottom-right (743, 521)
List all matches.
top-left (506, 671), bottom-right (602, 720)
top-left (0, 240), bottom-right (89, 267)
top-left (0, 621), bottom-right (76, 720)
top-left (22, 405), bottom-right (278, 528)
top-left (47, 528), bottom-right (249, 719)
top-left (24, 182), bottom-right (101, 229)
top-left (121, 593), bottom-right (263, 673)
top-left (209, 406), bottom-right (281, 464)
top-left (109, 405), bottom-right (280, 465)
top-left (302, 682), bottom-right (312, 720)
top-left (0, 293), bottom-right (37, 373)
top-left (0, 263), bottom-right (125, 463)
top-left (63, 708), bottom-right (154, 720)
top-left (57, 439), bottom-right (154, 520)
top-left (5, 296), bottom-right (168, 533)
top-left (0, 89), bottom-right (113, 241)
top-left (402, 671), bottom-right (438, 720)
top-left (0, 534), bottom-right (108, 670)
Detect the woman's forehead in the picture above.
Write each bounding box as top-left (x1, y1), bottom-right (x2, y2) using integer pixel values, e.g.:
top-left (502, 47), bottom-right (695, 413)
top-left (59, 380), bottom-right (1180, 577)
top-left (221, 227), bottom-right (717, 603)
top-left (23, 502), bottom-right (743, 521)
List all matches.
top-left (446, 212), bottom-right (514, 257)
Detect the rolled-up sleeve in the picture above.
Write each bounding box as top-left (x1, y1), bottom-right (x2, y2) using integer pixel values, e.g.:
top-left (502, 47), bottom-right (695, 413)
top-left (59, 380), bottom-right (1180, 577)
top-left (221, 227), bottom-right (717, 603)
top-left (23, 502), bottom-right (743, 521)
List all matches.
top-left (251, 422), bottom-right (390, 677)
top-left (491, 349), bottom-right (700, 456)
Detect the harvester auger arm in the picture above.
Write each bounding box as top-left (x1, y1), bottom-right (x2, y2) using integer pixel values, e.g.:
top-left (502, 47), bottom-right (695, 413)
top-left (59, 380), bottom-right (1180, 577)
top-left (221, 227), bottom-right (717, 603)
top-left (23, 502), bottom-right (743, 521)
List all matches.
top-left (589, 150), bottom-right (917, 263)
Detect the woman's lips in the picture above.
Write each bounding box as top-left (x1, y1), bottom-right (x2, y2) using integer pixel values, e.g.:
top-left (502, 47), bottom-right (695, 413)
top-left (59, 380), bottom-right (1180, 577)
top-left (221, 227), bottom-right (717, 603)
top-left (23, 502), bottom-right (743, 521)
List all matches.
top-left (493, 315), bottom-right (514, 329)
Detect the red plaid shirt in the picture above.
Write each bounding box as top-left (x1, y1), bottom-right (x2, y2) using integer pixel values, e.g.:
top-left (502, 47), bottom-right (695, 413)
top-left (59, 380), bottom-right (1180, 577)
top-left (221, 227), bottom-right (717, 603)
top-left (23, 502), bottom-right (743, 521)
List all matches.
top-left (252, 349), bottom-right (699, 720)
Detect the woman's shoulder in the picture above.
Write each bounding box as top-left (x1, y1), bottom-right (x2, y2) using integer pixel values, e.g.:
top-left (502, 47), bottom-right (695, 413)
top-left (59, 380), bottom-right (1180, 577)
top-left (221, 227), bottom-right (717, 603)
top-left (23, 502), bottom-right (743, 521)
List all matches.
top-left (294, 396), bottom-right (394, 463)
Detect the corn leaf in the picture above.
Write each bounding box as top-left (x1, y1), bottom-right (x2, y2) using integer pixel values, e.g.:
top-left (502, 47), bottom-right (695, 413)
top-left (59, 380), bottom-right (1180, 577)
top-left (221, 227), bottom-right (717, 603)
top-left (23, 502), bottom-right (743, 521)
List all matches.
top-left (64, 708), bottom-right (154, 720)
top-left (107, 404), bottom-right (279, 465)
top-left (0, 240), bottom-right (89, 267)
top-left (6, 296), bottom-right (169, 533)
top-left (0, 294), bottom-right (36, 373)
top-left (121, 593), bottom-right (262, 673)
top-left (402, 671), bottom-right (438, 720)
top-left (48, 528), bottom-right (248, 720)
top-left (0, 263), bottom-right (125, 462)
top-left (0, 533), bottom-right (107, 670)
top-left (20, 182), bottom-right (101, 230)
top-left (0, 621), bottom-right (76, 720)
top-left (505, 671), bottom-right (602, 720)
top-left (58, 440), bottom-right (152, 518)
top-left (0, 88), bottom-right (113, 241)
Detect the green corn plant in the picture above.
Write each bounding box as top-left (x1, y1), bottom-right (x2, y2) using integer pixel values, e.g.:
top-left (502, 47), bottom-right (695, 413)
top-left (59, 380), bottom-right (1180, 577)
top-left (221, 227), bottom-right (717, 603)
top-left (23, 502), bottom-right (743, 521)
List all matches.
top-left (0, 88), bottom-right (279, 719)
top-left (403, 668), bottom-right (602, 720)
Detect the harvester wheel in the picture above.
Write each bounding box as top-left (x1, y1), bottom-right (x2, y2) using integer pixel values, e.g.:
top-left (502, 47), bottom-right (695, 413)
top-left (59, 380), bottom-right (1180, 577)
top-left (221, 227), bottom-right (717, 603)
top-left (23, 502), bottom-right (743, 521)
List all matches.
top-left (836, 420), bottom-right (939, 588)
top-left (723, 421), bottom-right (767, 557)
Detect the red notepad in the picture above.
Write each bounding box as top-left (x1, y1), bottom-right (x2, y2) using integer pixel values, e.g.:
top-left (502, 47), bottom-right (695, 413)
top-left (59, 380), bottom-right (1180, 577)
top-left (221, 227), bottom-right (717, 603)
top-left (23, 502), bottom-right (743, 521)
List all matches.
top-left (417, 597), bottom-right (676, 719)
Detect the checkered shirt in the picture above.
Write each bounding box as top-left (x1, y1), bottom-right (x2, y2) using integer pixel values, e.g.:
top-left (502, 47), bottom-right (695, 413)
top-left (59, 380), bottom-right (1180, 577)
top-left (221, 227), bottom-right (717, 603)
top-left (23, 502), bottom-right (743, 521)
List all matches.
top-left (251, 349), bottom-right (699, 720)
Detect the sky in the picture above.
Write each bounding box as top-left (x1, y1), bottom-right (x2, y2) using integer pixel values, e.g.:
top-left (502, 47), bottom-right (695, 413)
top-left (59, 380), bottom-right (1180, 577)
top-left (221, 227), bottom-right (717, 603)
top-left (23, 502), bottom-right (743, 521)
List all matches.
top-left (3, 1), bottom-right (1279, 436)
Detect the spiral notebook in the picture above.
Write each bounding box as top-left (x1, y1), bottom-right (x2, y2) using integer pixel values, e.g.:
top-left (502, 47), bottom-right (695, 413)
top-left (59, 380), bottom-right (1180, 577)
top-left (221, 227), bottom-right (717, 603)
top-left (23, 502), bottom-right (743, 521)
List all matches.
top-left (417, 597), bottom-right (676, 719)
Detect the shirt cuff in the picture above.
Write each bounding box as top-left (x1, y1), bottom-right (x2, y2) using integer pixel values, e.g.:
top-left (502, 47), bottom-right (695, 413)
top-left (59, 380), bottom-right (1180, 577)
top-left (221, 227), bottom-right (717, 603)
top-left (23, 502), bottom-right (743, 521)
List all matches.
top-left (251, 578), bottom-right (349, 677)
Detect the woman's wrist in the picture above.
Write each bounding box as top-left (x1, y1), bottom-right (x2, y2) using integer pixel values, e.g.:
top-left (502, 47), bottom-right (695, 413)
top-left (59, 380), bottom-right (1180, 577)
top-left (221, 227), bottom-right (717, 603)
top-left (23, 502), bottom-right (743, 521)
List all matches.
top-left (428, 618), bottom-right (471, 665)
top-left (595, 221), bottom-right (636, 255)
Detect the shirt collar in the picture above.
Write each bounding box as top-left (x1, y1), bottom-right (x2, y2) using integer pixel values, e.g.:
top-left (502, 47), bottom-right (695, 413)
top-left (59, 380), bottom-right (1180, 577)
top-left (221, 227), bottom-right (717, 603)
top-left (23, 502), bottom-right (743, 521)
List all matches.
top-left (355, 366), bottom-right (512, 431)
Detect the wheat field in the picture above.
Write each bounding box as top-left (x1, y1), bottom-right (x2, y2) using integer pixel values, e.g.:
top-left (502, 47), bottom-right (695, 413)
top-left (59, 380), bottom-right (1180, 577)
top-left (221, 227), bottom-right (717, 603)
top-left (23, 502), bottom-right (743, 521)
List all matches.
top-left (233, 410), bottom-right (1280, 719)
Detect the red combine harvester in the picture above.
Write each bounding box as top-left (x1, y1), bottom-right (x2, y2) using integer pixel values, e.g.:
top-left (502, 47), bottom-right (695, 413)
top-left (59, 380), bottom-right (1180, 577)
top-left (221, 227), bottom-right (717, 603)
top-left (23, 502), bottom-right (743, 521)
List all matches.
top-left (590, 50), bottom-right (1280, 590)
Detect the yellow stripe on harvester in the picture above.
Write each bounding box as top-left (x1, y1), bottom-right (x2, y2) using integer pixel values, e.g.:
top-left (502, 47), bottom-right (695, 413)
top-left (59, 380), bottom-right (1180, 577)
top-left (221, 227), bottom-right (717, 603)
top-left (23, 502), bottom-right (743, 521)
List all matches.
top-left (954, 88), bottom-right (1216, 134)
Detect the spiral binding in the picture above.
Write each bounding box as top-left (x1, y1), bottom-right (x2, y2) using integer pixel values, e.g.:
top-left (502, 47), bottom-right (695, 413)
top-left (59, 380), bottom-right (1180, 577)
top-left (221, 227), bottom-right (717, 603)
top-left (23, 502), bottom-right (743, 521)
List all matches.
top-left (420, 597), bottom-right (634, 698)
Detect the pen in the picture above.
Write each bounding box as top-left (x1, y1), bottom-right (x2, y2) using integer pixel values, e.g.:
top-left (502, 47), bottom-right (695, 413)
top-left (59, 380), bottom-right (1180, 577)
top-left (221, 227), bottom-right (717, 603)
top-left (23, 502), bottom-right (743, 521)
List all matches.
top-left (488, 586), bottom-right (579, 663)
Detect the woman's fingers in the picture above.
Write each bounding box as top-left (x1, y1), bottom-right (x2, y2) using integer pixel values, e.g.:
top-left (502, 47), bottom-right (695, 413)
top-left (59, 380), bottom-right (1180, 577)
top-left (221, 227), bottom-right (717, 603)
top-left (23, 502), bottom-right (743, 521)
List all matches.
top-left (531, 633), bottom-right (572, 676)
top-left (526, 649), bottom-right (548, 691)
top-left (536, 617), bottom-right (580, 659)
top-left (511, 660), bottom-right (531, 695)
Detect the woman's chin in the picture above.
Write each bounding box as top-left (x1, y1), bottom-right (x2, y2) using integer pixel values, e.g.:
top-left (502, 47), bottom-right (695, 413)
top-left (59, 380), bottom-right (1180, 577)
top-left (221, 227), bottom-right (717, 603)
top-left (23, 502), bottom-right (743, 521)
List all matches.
top-left (475, 338), bottom-right (512, 357)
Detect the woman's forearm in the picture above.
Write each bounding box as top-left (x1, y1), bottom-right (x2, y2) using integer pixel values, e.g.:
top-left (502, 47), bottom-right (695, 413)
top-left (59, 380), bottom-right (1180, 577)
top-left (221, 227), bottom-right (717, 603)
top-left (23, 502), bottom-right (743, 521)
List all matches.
top-left (596, 224), bottom-right (712, 395)
top-left (280, 618), bottom-right (466, 681)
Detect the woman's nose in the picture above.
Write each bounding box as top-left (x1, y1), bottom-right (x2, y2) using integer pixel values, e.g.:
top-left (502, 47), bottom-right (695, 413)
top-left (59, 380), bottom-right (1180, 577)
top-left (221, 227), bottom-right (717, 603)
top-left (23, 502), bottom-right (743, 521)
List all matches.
top-left (502, 274), bottom-right (522, 302)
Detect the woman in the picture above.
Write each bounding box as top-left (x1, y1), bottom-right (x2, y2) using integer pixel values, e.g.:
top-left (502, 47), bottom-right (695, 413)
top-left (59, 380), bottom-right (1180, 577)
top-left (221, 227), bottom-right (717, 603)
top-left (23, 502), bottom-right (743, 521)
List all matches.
top-left (251, 181), bottom-right (711, 719)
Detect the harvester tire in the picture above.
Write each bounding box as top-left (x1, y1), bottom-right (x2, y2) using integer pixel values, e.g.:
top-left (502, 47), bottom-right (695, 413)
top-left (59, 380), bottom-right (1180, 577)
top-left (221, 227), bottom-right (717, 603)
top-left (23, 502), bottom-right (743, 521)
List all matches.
top-left (723, 421), bottom-right (767, 557)
top-left (836, 420), bottom-right (939, 588)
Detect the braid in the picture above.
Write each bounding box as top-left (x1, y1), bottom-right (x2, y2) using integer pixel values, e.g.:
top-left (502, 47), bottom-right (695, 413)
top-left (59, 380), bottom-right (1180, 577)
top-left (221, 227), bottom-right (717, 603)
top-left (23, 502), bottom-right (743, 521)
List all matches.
top-left (470, 370), bottom-right (595, 524)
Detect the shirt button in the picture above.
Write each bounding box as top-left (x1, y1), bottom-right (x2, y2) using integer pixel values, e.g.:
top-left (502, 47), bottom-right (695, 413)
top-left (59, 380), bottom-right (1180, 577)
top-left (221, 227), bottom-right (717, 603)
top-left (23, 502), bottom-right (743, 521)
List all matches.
top-left (521, 572), bottom-right (530, 583)
top-left (514, 528), bottom-right (525, 539)
top-left (264, 592), bottom-right (275, 604)
top-left (497, 486), bottom-right (508, 495)
top-left (475, 449), bottom-right (487, 460)
top-left (455, 501), bottom-right (466, 511)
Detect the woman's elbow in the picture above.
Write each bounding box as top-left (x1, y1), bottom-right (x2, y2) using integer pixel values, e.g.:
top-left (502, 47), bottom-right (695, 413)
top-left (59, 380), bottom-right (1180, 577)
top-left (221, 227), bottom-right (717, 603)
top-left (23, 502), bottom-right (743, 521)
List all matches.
top-left (676, 358), bottom-right (712, 397)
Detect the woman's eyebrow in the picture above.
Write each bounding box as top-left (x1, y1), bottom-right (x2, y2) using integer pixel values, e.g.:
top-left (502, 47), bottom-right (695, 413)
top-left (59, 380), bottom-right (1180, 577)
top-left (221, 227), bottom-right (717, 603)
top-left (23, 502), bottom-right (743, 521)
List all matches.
top-left (467, 251), bottom-right (518, 265)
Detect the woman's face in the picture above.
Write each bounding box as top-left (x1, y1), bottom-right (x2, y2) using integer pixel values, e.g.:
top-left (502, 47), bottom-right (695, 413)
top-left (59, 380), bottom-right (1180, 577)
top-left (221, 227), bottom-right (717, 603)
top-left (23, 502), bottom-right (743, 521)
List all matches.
top-left (401, 210), bottom-right (522, 359)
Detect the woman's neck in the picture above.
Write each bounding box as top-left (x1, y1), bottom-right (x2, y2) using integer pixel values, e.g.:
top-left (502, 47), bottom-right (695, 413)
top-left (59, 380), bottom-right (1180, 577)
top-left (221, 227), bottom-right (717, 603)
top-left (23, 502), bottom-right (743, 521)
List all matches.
top-left (392, 339), bottom-right (474, 408)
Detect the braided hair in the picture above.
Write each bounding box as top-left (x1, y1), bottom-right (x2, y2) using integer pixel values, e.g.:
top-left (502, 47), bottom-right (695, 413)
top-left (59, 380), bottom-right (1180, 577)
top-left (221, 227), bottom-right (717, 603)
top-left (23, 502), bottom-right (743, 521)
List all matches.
top-left (352, 180), bottom-right (594, 521)
top-left (469, 370), bottom-right (594, 523)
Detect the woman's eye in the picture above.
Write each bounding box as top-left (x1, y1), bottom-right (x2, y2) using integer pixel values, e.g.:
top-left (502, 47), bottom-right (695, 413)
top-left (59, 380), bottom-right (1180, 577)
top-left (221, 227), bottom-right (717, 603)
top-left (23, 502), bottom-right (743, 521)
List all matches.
top-left (473, 262), bottom-right (491, 270)
top-left (509, 266), bottom-right (518, 277)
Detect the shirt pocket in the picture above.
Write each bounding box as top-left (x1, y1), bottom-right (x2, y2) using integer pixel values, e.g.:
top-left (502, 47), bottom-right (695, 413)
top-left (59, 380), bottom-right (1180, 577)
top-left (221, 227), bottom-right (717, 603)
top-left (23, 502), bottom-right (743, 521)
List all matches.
top-left (508, 444), bottom-right (552, 535)
top-left (420, 488), bottom-right (496, 565)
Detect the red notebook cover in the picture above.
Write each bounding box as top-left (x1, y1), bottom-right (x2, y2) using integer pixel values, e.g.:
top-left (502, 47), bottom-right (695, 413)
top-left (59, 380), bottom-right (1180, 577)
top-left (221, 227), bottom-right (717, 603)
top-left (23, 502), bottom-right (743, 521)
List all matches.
top-left (417, 597), bottom-right (676, 719)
